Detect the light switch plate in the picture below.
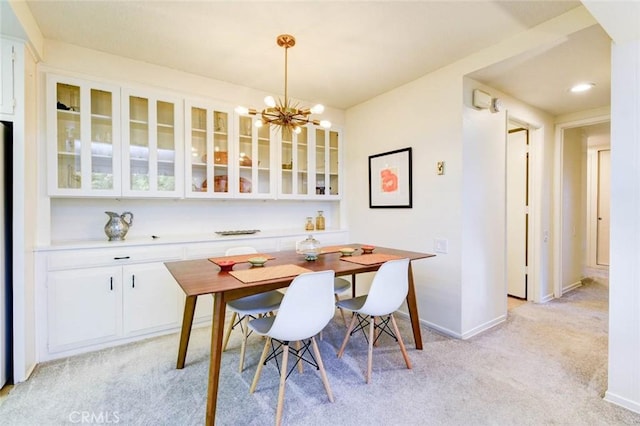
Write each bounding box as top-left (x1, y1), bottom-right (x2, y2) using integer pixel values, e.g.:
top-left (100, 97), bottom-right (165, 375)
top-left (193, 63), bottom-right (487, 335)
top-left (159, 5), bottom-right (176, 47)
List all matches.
top-left (434, 238), bottom-right (448, 254)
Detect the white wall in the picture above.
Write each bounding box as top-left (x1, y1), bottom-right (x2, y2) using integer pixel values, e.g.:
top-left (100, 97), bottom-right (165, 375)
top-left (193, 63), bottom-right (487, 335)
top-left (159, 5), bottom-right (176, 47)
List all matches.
top-left (561, 127), bottom-right (587, 291)
top-left (604, 38), bottom-right (640, 414)
top-left (345, 10), bottom-right (584, 337)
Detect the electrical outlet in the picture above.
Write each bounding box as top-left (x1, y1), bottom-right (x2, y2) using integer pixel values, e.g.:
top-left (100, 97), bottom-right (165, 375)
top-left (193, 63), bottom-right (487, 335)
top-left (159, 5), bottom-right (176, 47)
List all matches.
top-left (437, 161), bottom-right (445, 175)
top-left (434, 238), bottom-right (448, 254)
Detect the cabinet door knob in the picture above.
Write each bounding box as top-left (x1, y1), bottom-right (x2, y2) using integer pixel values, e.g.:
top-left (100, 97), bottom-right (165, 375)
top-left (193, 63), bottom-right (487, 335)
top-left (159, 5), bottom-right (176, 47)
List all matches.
top-left (114, 256), bottom-right (130, 260)
top-left (110, 277), bottom-right (113, 291)
top-left (132, 275), bottom-right (135, 288)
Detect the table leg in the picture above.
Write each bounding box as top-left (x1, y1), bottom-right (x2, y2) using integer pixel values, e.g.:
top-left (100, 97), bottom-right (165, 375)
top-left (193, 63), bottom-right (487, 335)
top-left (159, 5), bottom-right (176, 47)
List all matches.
top-left (406, 262), bottom-right (423, 350)
top-left (206, 293), bottom-right (226, 426)
top-left (176, 295), bottom-right (197, 369)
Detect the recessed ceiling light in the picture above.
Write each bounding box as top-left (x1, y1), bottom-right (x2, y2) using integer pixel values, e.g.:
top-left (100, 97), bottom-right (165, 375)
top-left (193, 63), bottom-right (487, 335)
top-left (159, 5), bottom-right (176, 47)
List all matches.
top-left (570, 83), bottom-right (595, 93)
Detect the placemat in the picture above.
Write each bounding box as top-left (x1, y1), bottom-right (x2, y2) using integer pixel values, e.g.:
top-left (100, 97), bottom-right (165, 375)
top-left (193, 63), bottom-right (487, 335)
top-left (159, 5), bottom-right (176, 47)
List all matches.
top-left (340, 253), bottom-right (403, 266)
top-left (229, 264), bottom-right (312, 283)
top-left (208, 253), bottom-right (275, 265)
top-left (320, 245), bottom-right (350, 254)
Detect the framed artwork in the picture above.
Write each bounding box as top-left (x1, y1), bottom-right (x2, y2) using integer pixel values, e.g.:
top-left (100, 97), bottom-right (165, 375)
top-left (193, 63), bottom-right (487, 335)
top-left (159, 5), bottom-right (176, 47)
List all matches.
top-left (368, 147), bottom-right (412, 208)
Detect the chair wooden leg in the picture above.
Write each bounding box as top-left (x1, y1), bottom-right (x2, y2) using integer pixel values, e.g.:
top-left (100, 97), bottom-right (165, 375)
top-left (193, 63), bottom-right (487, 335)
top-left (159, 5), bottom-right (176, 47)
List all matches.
top-left (367, 315), bottom-right (375, 383)
top-left (390, 314), bottom-right (412, 369)
top-left (239, 316), bottom-right (249, 372)
top-left (337, 313), bottom-right (358, 358)
top-left (311, 337), bottom-right (334, 402)
top-left (275, 343), bottom-right (289, 426)
top-left (222, 311), bottom-right (237, 352)
top-left (296, 340), bottom-right (304, 374)
top-left (250, 337), bottom-right (271, 394)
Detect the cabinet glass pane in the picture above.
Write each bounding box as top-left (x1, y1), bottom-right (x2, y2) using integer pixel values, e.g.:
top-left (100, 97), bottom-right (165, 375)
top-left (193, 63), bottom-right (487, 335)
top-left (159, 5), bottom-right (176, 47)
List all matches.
top-left (56, 83), bottom-right (81, 189)
top-left (256, 125), bottom-right (270, 194)
top-left (129, 96), bottom-right (149, 191)
top-left (190, 107), bottom-right (206, 192)
top-left (315, 129), bottom-right (326, 195)
top-left (90, 89), bottom-right (114, 190)
top-left (213, 110), bottom-right (229, 193)
top-left (297, 127), bottom-right (308, 195)
top-left (281, 127), bottom-right (293, 195)
top-left (157, 101), bottom-right (175, 192)
top-left (329, 130), bottom-right (339, 195)
top-left (238, 116), bottom-right (253, 193)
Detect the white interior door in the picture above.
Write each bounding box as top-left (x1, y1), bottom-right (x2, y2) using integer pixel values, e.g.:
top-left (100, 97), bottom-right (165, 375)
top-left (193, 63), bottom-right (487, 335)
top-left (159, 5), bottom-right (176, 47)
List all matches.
top-left (507, 128), bottom-right (528, 299)
top-left (597, 149), bottom-right (610, 266)
top-left (1, 122), bottom-right (7, 388)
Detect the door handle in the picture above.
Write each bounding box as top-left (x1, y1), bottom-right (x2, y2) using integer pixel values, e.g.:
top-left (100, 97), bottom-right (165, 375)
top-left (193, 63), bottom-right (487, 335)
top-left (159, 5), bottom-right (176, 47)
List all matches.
top-left (110, 277), bottom-right (113, 291)
top-left (132, 275), bottom-right (135, 288)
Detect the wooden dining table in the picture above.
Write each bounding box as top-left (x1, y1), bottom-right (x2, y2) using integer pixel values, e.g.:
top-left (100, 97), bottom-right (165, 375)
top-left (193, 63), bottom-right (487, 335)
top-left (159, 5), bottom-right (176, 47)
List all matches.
top-left (164, 244), bottom-right (434, 425)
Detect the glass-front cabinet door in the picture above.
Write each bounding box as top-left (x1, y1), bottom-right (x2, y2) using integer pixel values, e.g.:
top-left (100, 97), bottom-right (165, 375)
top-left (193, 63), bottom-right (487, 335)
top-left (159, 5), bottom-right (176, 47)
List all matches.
top-left (47, 75), bottom-right (121, 196)
top-left (314, 128), bottom-right (341, 198)
top-left (280, 127), bottom-right (309, 198)
top-left (185, 100), bottom-right (232, 198)
top-left (121, 89), bottom-right (183, 198)
top-left (235, 115), bottom-right (275, 197)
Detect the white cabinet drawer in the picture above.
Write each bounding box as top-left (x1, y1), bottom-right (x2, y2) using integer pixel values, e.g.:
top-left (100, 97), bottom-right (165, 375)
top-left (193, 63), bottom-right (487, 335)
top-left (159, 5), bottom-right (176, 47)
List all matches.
top-left (47, 245), bottom-right (183, 271)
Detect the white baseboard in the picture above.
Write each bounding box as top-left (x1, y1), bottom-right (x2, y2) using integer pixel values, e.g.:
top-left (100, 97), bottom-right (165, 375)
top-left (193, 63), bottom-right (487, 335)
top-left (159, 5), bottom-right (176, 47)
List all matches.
top-left (604, 390), bottom-right (640, 415)
top-left (395, 310), bottom-right (464, 339)
top-left (563, 280), bottom-right (583, 294)
top-left (460, 314), bottom-right (506, 340)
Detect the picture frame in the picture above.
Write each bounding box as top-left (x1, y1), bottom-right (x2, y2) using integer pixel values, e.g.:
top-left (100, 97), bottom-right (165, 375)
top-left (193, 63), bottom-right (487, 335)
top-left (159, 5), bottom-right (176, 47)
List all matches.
top-left (368, 147), bottom-right (412, 208)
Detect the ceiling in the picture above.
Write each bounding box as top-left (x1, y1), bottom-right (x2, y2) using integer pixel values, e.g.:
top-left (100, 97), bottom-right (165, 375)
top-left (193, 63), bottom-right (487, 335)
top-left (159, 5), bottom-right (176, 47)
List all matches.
top-left (11, 1), bottom-right (610, 116)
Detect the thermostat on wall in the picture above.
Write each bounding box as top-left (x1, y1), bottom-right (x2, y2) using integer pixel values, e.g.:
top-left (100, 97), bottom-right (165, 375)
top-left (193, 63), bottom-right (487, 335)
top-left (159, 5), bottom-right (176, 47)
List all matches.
top-left (472, 89), bottom-right (492, 109)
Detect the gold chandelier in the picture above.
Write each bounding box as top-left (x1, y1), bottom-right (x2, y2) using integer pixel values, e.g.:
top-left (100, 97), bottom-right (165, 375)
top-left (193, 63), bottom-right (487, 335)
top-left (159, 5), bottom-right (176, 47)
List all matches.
top-left (236, 34), bottom-right (331, 134)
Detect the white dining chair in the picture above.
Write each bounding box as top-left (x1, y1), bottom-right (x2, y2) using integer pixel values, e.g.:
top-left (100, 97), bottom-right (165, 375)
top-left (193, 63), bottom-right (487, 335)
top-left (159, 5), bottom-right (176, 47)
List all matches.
top-left (249, 269), bottom-right (336, 426)
top-left (336, 258), bottom-right (412, 383)
top-left (221, 246), bottom-right (284, 372)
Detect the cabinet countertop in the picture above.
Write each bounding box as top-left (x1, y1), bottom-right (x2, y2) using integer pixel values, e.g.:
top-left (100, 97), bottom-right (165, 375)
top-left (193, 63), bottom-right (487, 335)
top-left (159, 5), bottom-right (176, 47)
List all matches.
top-left (35, 228), bottom-right (348, 252)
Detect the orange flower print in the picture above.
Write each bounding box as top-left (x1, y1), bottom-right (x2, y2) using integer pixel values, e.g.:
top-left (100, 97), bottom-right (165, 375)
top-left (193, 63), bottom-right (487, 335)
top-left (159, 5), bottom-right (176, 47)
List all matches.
top-left (380, 167), bottom-right (398, 193)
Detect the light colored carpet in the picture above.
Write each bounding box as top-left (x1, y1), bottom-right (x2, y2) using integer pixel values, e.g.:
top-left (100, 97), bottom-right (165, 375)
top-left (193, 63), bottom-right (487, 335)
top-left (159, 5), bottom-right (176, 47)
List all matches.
top-left (1, 279), bottom-right (640, 425)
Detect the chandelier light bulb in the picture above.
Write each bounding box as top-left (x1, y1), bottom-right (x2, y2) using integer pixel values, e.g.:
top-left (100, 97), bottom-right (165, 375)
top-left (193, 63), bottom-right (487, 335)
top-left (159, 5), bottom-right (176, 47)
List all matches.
top-left (254, 120), bottom-right (263, 128)
top-left (264, 96), bottom-right (276, 107)
top-left (294, 126), bottom-right (302, 134)
top-left (320, 120), bottom-right (332, 129)
top-left (235, 106), bottom-right (249, 115)
top-left (310, 104), bottom-right (324, 114)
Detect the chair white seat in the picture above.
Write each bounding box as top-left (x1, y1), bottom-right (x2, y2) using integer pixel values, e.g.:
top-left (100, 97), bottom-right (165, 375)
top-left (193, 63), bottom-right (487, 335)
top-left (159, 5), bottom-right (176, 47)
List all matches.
top-left (227, 292), bottom-right (282, 315)
top-left (337, 258), bottom-right (412, 383)
top-left (334, 295), bottom-right (366, 312)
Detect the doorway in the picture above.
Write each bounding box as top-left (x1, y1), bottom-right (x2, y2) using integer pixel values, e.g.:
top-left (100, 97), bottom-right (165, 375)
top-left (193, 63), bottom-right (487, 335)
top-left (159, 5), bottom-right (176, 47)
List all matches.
top-left (555, 118), bottom-right (610, 297)
top-left (506, 125), bottom-right (529, 299)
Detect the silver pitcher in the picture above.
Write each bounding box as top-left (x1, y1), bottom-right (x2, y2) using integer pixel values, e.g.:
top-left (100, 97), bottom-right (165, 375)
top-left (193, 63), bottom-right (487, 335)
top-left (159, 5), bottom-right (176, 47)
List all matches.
top-left (104, 211), bottom-right (134, 241)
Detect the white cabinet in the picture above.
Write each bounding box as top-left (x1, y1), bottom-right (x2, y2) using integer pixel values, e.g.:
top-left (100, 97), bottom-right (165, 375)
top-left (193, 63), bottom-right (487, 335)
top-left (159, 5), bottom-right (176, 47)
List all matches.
top-left (0, 39), bottom-right (15, 115)
top-left (45, 246), bottom-right (183, 354)
top-left (47, 266), bottom-right (122, 350)
top-left (278, 126), bottom-right (342, 199)
top-left (122, 263), bottom-right (182, 336)
top-left (314, 127), bottom-right (342, 198)
top-left (47, 74), bottom-right (121, 196)
top-left (234, 114), bottom-right (277, 197)
top-left (122, 88), bottom-right (184, 198)
top-left (184, 99), bottom-right (234, 198)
